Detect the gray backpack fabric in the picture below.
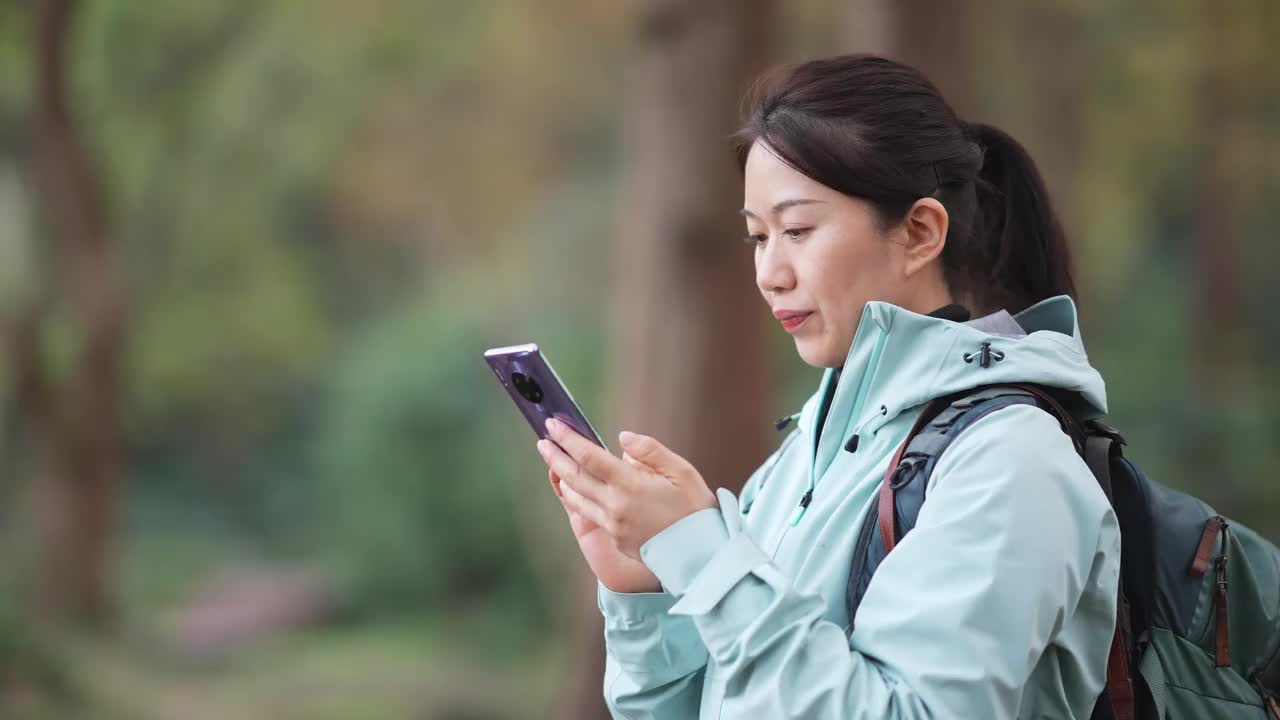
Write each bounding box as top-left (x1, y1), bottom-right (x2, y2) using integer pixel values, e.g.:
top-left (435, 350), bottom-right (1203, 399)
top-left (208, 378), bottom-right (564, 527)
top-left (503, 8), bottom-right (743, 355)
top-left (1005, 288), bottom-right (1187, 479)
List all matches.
top-left (845, 384), bottom-right (1280, 720)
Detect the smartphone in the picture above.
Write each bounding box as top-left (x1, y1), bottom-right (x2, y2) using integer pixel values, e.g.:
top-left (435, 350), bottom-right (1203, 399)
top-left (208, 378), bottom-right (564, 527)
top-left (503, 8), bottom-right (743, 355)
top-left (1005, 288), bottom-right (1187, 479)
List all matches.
top-left (484, 343), bottom-right (607, 449)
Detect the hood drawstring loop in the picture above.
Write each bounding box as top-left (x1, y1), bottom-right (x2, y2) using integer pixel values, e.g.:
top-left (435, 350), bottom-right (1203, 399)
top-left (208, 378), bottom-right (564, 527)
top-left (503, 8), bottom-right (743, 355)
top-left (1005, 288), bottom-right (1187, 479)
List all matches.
top-left (964, 341), bottom-right (1006, 368)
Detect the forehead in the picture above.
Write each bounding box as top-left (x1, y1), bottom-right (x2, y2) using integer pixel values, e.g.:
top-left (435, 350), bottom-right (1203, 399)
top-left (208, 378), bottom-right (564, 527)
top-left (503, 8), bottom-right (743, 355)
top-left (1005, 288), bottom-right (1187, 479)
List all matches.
top-left (743, 142), bottom-right (836, 208)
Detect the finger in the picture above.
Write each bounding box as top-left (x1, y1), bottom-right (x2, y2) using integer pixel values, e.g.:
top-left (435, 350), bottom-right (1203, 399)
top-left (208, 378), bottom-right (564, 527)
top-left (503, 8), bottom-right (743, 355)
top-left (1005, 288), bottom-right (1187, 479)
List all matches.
top-left (619, 431), bottom-right (693, 477)
top-left (553, 485), bottom-right (590, 533)
top-left (548, 472), bottom-right (587, 524)
top-left (538, 439), bottom-right (610, 505)
top-left (559, 478), bottom-right (612, 532)
top-left (548, 468), bottom-right (564, 498)
top-left (546, 418), bottom-right (621, 481)
top-left (537, 438), bottom-right (578, 478)
top-left (559, 463), bottom-right (613, 507)
top-left (620, 451), bottom-right (658, 486)
top-left (556, 487), bottom-right (593, 529)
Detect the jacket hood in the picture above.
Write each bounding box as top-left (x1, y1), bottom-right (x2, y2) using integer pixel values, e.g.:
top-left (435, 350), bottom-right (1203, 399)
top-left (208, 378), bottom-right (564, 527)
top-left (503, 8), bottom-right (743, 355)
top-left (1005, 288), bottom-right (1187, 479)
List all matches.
top-left (795, 295), bottom-right (1107, 481)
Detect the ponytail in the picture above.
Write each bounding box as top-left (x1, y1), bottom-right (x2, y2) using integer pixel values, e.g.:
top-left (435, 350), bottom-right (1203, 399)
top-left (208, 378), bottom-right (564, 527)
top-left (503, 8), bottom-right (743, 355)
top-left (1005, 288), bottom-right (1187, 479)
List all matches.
top-left (964, 122), bottom-right (1076, 314)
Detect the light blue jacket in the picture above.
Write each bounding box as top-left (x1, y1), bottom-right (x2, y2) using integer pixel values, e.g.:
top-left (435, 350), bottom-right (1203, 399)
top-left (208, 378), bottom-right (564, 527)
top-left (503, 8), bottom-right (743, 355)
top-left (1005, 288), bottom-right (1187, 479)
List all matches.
top-left (598, 296), bottom-right (1121, 719)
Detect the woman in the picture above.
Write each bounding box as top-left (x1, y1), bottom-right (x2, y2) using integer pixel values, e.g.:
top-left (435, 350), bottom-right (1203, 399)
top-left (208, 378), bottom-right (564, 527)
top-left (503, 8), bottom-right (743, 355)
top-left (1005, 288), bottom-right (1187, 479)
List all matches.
top-left (535, 54), bottom-right (1120, 719)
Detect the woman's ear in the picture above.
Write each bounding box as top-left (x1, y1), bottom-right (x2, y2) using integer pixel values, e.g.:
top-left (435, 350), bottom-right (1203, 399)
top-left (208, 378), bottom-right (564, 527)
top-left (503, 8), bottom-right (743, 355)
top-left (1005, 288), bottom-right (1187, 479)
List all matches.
top-left (901, 197), bottom-right (949, 278)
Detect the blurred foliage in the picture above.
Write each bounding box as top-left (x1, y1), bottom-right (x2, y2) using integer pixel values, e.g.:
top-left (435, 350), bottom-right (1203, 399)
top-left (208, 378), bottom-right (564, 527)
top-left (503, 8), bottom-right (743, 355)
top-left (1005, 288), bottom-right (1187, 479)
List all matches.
top-left (310, 281), bottom-right (543, 620)
top-left (0, 601), bottom-right (76, 719)
top-left (0, 0), bottom-right (1278, 716)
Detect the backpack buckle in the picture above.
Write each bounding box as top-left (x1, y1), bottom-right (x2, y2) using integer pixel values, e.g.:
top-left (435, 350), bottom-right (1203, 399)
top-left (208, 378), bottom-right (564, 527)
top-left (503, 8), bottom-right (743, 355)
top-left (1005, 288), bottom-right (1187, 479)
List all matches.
top-left (1087, 420), bottom-right (1127, 446)
top-left (889, 456), bottom-right (926, 490)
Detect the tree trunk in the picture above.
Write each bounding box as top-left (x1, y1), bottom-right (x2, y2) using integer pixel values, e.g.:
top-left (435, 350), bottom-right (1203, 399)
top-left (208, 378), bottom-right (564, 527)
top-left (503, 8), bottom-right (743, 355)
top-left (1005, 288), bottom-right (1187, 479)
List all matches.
top-left (30, 0), bottom-right (126, 626)
top-left (844, 0), bottom-right (894, 56)
top-left (558, 1), bottom-right (776, 718)
top-left (1013, 2), bottom-right (1086, 230)
top-left (1186, 3), bottom-right (1244, 512)
top-left (1193, 12), bottom-right (1242, 380)
top-left (889, 0), bottom-right (975, 117)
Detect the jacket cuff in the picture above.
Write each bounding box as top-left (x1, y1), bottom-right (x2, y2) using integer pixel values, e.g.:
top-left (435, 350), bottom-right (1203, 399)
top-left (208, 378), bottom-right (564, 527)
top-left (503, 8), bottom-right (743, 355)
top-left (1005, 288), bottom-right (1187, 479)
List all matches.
top-left (596, 580), bottom-right (676, 624)
top-left (597, 581), bottom-right (708, 680)
top-left (640, 507), bottom-right (729, 596)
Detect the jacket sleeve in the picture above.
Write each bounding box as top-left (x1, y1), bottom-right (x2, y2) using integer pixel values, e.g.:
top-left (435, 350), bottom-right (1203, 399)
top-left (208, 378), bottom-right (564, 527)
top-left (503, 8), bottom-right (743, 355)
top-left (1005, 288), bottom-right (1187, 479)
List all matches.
top-left (598, 436), bottom-right (789, 719)
top-left (636, 404), bottom-right (1120, 719)
top-left (599, 584), bottom-right (707, 719)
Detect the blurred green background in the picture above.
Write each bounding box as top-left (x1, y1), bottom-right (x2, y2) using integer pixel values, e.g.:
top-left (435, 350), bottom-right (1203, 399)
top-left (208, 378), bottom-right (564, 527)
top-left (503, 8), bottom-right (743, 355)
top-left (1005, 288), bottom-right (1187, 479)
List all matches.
top-left (0, 1), bottom-right (1277, 718)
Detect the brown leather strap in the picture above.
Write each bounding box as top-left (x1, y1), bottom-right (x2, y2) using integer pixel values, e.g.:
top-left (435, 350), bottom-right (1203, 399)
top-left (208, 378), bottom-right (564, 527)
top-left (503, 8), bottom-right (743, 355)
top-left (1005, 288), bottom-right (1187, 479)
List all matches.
top-left (1188, 516), bottom-right (1224, 577)
top-left (1105, 626), bottom-right (1136, 720)
top-left (877, 397), bottom-right (949, 552)
top-left (876, 463), bottom-right (898, 552)
top-left (1264, 693), bottom-right (1280, 720)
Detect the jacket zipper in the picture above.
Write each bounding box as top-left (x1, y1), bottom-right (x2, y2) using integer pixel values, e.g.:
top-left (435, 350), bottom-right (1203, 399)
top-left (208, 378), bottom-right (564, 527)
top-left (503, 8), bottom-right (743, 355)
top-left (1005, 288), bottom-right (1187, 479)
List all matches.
top-left (1214, 550), bottom-right (1231, 667)
top-left (787, 489), bottom-right (812, 526)
top-left (788, 326), bottom-right (888, 530)
top-left (743, 429), bottom-right (802, 516)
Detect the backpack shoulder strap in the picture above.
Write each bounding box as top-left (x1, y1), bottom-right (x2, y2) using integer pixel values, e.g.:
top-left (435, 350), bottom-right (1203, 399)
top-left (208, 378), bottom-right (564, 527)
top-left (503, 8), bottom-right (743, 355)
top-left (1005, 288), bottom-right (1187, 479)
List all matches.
top-left (1081, 422), bottom-right (1137, 720)
top-left (877, 383), bottom-right (1082, 552)
top-left (846, 384), bottom-right (1053, 631)
top-left (851, 384), bottom-right (1138, 720)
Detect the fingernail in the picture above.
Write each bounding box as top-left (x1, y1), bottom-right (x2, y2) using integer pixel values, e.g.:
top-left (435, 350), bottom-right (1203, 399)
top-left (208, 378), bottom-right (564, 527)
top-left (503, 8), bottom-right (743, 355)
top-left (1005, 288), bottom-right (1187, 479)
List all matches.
top-left (545, 418), bottom-right (559, 434)
top-left (619, 431), bottom-right (639, 448)
top-left (536, 440), bottom-right (548, 455)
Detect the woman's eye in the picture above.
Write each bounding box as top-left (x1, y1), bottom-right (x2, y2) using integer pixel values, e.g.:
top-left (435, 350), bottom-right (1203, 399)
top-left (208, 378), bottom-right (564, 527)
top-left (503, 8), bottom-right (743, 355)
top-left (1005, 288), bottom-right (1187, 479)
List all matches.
top-left (783, 227), bottom-right (810, 240)
top-left (743, 232), bottom-right (767, 246)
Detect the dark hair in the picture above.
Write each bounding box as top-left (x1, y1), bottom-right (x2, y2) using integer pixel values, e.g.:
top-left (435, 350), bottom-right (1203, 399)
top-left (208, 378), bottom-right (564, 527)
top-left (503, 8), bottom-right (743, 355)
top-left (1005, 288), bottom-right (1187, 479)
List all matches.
top-left (733, 54), bottom-right (1076, 316)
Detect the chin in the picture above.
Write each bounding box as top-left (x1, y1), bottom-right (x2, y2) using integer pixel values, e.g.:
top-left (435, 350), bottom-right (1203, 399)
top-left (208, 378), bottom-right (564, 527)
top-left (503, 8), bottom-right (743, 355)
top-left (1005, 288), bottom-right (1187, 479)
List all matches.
top-left (795, 340), bottom-right (840, 369)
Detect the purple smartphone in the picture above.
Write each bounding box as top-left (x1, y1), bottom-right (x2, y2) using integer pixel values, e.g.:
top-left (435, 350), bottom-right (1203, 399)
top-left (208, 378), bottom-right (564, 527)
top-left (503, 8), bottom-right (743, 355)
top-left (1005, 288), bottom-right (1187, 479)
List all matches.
top-left (484, 343), bottom-right (607, 449)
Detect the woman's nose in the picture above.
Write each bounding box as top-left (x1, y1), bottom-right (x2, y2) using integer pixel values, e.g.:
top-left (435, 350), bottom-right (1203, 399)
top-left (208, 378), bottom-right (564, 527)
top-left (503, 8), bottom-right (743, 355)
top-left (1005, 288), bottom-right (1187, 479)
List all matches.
top-left (756, 241), bottom-right (796, 294)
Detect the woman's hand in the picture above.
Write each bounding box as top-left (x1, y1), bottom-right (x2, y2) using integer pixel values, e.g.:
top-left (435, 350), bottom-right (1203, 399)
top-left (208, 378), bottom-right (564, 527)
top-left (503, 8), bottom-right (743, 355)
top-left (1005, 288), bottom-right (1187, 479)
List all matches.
top-left (536, 417), bottom-right (718, 562)
top-left (546, 464), bottom-right (661, 594)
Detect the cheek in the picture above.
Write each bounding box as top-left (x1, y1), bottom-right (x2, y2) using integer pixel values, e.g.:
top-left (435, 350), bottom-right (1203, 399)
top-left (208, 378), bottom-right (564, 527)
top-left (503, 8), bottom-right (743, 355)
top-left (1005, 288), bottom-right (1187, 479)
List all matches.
top-left (809, 232), bottom-right (897, 354)
top-left (814, 233), bottom-right (895, 308)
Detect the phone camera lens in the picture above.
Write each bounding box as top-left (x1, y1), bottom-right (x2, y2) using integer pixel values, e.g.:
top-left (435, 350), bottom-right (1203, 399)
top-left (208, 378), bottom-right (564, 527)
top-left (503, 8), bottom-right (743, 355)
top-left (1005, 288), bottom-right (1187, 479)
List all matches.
top-left (511, 372), bottom-right (545, 404)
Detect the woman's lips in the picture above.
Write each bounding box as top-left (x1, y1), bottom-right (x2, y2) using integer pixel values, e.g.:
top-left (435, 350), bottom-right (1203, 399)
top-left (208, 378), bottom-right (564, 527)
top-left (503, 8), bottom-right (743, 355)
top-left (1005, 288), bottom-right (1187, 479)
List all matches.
top-left (779, 312), bottom-right (812, 333)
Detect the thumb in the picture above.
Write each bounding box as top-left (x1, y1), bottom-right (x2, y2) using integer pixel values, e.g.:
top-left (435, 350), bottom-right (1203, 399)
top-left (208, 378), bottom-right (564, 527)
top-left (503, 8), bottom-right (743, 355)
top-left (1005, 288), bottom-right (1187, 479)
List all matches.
top-left (619, 431), bottom-right (689, 476)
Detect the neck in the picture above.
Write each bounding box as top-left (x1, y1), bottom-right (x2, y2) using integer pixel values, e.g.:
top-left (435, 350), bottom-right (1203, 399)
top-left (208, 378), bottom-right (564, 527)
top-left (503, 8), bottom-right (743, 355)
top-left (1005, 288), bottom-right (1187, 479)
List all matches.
top-left (903, 284), bottom-right (954, 317)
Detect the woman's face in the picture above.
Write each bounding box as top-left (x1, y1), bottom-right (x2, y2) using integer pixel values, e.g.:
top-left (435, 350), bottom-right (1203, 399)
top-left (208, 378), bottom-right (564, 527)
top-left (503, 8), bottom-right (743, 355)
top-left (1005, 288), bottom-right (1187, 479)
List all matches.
top-left (742, 141), bottom-right (910, 368)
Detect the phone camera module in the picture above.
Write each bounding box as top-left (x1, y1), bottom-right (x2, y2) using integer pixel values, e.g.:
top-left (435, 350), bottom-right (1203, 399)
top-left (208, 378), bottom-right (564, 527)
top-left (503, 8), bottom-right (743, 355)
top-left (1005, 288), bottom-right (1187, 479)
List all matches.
top-left (511, 372), bottom-right (545, 404)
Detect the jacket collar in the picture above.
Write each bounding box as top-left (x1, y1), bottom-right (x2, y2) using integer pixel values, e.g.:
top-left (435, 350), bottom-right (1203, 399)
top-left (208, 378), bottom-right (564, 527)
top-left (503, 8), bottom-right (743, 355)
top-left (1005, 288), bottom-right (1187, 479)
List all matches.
top-left (794, 295), bottom-right (1106, 481)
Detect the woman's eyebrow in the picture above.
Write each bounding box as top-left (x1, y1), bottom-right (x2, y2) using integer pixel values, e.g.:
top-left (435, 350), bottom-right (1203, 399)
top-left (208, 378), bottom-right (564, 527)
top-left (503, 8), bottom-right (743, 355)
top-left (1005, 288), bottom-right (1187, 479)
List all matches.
top-left (739, 198), bottom-right (826, 218)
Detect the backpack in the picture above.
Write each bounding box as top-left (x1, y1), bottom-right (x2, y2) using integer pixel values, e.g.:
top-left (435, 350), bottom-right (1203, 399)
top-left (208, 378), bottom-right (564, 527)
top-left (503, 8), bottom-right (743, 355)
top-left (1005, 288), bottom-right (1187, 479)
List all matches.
top-left (845, 383), bottom-right (1280, 720)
